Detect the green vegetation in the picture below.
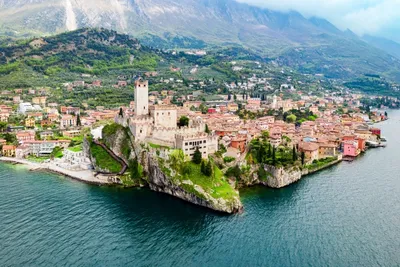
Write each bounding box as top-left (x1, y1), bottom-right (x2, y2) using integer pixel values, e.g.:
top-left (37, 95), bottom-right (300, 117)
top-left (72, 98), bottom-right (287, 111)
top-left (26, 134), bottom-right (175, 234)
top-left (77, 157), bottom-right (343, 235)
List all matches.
top-left (51, 146), bottom-right (63, 159)
top-left (178, 116), bottom-right (189, 127)
top-left (129, 158), bottom-right (144, 181)
top-left (148, 143), bottom-right (170, 150)
top-left (192, 148), bottom-right (202, 164)
top-left (166, 149), bottom-right (238, 202)
top-left (26, 155), bottom-right (49, 163)
top-left (248, 138), bottom-right (298, 167)
top-left (223, 156), bottom-right (236, 163)
top-left (90, 142), bottom-right (122, 173)
top-left (344, 77), bottom-right (399, 97)
top-left (225, 165), bottom-right (242, 178)
top-left (257, 167), bottom-right (272, 182)
top-left (102, 123), bottom-right (132, 159)
top-left (68, 145), bottom-right (82, 153)
top-left (306, 157), bottom-right (337, 170)
top-left (180, 162), bottom-right (237, 201)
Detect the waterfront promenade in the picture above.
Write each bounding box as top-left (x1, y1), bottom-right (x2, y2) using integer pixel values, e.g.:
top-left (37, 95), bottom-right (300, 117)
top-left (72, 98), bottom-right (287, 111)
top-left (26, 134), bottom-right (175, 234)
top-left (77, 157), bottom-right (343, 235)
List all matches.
top-left (0, 157), bottom-right (112, 185)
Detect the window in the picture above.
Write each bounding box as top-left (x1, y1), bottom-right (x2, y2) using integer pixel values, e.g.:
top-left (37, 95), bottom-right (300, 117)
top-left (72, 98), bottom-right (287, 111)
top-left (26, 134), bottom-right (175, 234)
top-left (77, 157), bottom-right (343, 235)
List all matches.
top-left (185, 142), bottom-right (188, 146)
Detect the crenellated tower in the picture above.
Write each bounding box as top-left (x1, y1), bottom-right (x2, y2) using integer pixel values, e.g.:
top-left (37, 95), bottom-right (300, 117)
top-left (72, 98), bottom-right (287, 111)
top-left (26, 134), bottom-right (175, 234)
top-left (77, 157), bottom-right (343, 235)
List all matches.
top-left (134, 78), bottom-right (149, 116)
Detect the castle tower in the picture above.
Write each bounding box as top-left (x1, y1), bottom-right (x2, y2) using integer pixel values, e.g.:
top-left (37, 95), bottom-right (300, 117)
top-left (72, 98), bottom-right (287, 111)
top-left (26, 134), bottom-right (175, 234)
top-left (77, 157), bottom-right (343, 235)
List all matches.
top-left (272, 95), bottom-right (277, 109)
top-left (134, 78), bottom-right (149, 116)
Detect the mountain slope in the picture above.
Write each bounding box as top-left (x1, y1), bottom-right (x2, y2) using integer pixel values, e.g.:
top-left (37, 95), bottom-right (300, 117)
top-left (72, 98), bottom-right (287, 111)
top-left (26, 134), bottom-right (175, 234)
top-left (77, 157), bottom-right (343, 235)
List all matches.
top-left (1, 0), bottom-right (400, 82)
top-left (363, 35), bottom-right (400, 60)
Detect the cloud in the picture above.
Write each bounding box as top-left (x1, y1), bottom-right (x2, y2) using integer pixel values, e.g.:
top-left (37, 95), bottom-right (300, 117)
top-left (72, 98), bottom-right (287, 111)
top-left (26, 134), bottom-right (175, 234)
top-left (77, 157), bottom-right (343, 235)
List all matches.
top-left (236, 0), bottom-right (400, 39)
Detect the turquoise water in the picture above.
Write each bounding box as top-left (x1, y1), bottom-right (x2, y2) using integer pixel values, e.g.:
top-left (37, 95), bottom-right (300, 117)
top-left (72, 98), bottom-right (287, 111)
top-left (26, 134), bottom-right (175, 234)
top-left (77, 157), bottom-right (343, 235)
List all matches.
top-left (1, 112), bottom-right (400, 266)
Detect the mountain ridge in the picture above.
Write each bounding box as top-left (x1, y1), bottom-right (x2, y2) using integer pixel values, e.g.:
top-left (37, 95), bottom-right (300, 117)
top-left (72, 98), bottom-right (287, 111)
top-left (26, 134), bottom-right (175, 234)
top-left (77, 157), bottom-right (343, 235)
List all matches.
top-left (1, 0), bottom-right (400, 82)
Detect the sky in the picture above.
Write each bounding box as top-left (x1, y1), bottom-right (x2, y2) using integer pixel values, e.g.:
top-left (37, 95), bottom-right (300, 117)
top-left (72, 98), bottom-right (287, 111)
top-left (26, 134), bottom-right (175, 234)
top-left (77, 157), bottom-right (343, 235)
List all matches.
top-left (236, 0), bottom-right (400, 42)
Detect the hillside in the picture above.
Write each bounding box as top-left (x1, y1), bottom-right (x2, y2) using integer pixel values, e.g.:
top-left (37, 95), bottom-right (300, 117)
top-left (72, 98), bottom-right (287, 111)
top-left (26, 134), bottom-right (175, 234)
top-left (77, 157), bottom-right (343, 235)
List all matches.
top-left (1, 0), bottom-right (400, 82)
top-left (0, 28), bottom-right (274, 100)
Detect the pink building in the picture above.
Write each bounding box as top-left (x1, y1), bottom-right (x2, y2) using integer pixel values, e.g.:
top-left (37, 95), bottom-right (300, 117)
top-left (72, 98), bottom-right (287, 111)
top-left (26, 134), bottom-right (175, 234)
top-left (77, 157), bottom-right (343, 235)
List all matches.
top-left (343, 141), bottom-right (360, 157)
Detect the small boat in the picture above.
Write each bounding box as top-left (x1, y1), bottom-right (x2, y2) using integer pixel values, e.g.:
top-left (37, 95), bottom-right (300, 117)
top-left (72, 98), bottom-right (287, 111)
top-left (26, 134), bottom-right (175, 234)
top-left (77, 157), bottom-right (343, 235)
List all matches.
top-left (343, 156), bottom-right (355, 162)
top-left (366, 140), bottom-right (379, 148)
top-left (380, 136), bottom-right (387, 142)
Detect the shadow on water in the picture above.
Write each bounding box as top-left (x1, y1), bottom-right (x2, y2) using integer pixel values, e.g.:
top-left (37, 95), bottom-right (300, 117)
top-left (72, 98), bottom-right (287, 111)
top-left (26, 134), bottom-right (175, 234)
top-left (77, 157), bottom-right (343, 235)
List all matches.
top-left (85, 185), bottom-right (231, 235)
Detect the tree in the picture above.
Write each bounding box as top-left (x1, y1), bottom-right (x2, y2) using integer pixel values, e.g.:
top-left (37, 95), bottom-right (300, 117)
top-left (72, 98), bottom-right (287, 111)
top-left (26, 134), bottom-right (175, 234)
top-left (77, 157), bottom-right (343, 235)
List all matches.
top-left (201, 160), bottom-right (206, 174)
top-left (199, 104), bottom-right (208, 114)
top-left (385, 111), bottom-right (388, 117)
top-left (129, 158), bottom-right (141, 179)
top-left (179, 116), bottom-right (189, 127)
top-left (227, 94), bottom-right (231, 101)
top-left (267, 143), bottom-right (272, 158)
top-left (119, 107), bottom-right (123, 117)
top-left (76, 114), bottom-right (81, 126)
top-left (286, 114), bottom-right (297, 123)
top-left (272, 146), bottom-right (276, 165)
top-left (292, 146), bottom-right (297, 162)
top-left (204, 161), bottom-right (213, 177)
top-left (205, 124), bottom-right (210, 134)
top-left (169, 150), bottom-right (185, 171)
top-left (192, 147), bottom-right (202, 164)
top-left (301, 151), bottom-right (305, 165)
top-left (4, 133), bottom-right (17, 145)
top-left (234, 94), bottom-right (237, 101)
top-left (0, 122), bottom-right (7, 132)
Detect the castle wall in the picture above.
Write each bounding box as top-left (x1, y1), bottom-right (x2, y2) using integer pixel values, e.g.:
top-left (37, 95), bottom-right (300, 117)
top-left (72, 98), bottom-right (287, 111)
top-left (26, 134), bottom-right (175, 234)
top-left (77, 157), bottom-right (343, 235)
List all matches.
top-left (151, 108), bottom-right (177, 129)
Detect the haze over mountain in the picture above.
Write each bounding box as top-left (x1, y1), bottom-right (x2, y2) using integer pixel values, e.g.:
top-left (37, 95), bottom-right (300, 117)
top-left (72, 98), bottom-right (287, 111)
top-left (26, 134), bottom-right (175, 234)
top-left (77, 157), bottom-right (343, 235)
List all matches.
top-left (1, 0), bottom-right (400, 81)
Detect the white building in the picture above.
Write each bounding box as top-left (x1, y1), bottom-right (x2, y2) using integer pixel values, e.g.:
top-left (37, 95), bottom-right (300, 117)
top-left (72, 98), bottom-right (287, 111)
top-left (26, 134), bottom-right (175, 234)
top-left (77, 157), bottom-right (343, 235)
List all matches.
top-left (18, 103), bottom-right (42, 114)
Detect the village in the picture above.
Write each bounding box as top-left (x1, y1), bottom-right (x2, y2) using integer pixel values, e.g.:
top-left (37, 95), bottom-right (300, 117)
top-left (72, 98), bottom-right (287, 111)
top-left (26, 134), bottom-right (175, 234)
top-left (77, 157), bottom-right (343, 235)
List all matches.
top-left (0, 72), bottom-right (391, 186)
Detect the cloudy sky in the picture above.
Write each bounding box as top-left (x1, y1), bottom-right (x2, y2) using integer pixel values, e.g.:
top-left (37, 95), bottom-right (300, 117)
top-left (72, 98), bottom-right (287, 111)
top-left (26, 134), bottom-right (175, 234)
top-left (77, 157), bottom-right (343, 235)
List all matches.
top-left (236, 0), bottom-right (400, 42)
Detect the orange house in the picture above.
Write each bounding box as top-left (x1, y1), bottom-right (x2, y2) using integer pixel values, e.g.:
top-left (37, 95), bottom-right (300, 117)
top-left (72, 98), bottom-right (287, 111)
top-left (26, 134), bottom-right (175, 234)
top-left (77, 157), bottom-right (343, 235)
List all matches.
top-left (231, 136), bottom-right (247, 153)
top-left (357, 138), bottom-right (366, 152)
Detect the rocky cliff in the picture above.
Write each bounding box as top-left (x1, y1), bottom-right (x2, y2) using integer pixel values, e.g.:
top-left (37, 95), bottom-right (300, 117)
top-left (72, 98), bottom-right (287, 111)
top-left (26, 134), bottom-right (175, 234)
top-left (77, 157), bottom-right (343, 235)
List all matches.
top-left (145, 154), bottom-right (242, 214)
top-left (99, 123), bottom-right (243, 214)
top-left (238, 158), bottom-right (342, 189)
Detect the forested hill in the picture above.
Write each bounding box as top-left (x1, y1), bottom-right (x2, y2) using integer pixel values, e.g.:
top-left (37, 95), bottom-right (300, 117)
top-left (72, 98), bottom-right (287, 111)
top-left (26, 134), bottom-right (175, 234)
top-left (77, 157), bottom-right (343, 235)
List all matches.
top-left (0, 28), bottom-right (158, 76)
top-left (0, 28), bottom-right (267, 89)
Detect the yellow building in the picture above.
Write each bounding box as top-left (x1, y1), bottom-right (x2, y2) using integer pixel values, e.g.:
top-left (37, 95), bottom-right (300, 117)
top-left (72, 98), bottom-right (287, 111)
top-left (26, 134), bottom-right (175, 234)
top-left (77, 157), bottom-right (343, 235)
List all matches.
top-left (25, 118), bottom-right (36, 128)
top-left (2, 145), bottom-right (16, 157)
top-left (32, 96), bottom-right (47, 106)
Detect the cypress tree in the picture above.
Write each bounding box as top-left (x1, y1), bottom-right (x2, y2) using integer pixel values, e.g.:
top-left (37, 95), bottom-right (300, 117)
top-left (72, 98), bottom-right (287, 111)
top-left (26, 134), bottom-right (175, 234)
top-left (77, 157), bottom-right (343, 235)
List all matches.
top-left (301, 151), bottom-right (305, 165)
top-left (292, 145), bottom-right (297, 162)
top-left (201, 160), bottom-right (206, 174)
top-left (267, 143), bottom-right (272, 158)
top-left (204, 161), bottom-right (213, 177)
top-left (192, 147), bottom-right (202, 164)
top-left (76, 114), bottom-right (81, 126)
top-left (272, 146), bottom-right (276, 166)
top-left (205, 124), bottom-right (210, 134)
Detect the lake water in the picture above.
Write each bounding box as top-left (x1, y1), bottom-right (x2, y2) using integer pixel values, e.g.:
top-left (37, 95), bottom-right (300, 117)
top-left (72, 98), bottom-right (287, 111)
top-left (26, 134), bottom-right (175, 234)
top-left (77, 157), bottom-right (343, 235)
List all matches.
top-left (1, 111), bottom-right (400, 266)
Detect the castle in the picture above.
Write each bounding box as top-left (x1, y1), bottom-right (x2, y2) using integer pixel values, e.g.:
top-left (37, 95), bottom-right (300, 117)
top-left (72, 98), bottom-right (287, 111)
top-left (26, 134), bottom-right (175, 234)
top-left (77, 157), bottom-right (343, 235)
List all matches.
top-left (115, 78), bottom-right (218, 158)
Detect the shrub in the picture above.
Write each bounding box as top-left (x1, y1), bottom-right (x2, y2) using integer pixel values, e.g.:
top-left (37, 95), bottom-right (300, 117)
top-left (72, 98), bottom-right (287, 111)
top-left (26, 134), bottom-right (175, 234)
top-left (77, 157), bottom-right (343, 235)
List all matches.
top-left (223, 156), bottom-right (235, 163)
